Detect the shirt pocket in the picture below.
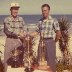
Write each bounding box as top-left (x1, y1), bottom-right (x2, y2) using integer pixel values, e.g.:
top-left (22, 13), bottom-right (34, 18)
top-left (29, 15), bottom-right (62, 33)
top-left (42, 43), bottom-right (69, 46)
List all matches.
top-left (9, 22), bottom-right (15, 32)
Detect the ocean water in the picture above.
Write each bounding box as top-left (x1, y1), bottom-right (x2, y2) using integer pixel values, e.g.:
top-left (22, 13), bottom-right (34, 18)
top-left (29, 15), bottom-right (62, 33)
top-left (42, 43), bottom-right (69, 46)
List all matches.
top-left (0, 14), bottom-right (72, 24)
top-left (0, 14), bottom-right (72, 35)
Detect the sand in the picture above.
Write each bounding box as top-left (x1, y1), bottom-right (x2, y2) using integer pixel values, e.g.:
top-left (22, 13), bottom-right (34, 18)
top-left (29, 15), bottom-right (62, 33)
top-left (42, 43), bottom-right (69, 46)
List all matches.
top-left (0, 35), bottom-right (72, 72)
top-left (0, 35), bottom-right (72, 60)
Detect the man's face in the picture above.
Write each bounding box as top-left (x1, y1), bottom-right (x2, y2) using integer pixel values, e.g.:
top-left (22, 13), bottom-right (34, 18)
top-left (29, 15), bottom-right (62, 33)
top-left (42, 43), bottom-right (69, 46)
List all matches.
top-left (10, 7), bottom-right (19, 17)
top-left (41, 6), bottom-right (50, 18)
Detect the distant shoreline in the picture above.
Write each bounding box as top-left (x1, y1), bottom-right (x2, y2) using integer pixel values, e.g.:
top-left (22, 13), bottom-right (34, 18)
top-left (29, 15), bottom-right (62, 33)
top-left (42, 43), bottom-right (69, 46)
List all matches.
top-left (0, 14), bottom-right (72, 24)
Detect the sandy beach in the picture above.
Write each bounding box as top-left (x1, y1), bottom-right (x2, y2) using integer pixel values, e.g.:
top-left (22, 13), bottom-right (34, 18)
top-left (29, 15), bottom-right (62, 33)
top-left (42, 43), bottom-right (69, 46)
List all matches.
top-left (0, 34), bottom-right (72, 60)
top-left (0, 24), bottom-right (72, 72)
top-left (1, 35), bottom-right (72, 72)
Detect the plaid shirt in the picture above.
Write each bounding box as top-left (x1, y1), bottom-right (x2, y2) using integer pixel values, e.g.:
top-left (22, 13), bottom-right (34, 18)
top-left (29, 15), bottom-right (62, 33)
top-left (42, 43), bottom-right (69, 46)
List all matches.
top-left (37, 16), bottom-right (60, 38)
top-left (4, 15), bottom-right (25, 37)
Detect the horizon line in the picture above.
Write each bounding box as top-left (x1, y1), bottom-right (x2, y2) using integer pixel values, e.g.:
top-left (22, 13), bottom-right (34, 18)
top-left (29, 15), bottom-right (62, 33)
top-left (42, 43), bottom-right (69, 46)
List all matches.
top-left (0, 14), bottom-right (72, 15)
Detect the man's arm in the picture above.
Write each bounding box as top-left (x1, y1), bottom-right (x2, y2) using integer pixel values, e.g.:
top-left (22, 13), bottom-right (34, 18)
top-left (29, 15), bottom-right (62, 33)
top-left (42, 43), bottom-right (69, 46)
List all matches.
top-left (55, 30), bottom-right (61, 42)
top-left (4, 18), bottom-right (18, 38)
top-left (53, 19), bottom-right (61, 42)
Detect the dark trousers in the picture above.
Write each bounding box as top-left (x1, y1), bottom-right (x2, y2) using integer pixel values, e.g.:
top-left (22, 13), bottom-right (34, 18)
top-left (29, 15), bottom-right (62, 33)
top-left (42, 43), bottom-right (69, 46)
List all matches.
top-left (38, 38), bottom-right (56, 72)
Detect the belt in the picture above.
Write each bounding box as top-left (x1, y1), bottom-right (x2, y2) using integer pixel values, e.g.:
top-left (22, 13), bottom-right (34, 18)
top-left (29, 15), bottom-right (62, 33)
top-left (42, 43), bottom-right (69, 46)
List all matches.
top-left (7, 36), bottom-right (18, 39)
top-left (44, 37), bottom-right (53, 39)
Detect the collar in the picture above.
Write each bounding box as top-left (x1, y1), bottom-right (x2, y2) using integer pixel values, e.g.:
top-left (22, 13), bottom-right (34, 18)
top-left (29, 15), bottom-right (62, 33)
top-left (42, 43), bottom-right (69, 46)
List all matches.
top-left (9, 15), bottom-right (19, 21)
top-left (10, 15), bottom-right (19, 18)
top-left (43, 16), bottom-right (53, 22)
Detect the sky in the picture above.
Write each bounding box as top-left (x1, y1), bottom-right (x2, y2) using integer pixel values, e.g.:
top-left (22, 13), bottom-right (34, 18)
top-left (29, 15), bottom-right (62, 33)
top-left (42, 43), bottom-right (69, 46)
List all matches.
top-left (0, 0), bottom-right (72, 15)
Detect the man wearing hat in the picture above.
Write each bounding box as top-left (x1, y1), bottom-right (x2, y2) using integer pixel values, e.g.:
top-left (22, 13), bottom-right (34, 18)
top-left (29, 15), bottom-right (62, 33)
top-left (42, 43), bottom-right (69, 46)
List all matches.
top-left (4, 3), bottom-right (25, 72)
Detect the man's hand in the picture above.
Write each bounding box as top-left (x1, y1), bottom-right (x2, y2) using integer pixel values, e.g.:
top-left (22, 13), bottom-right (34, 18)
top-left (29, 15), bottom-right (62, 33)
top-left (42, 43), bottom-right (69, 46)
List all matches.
top-left (18, 31), bottom-right (27, 38)
top-left (55, 30), bottom-right (61, 42)
top-left (30, 32), bottom-right (38, 37)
